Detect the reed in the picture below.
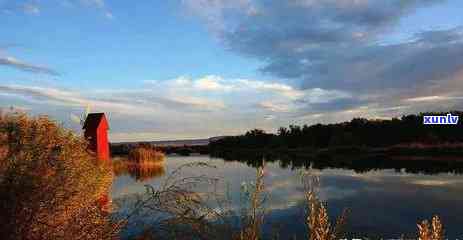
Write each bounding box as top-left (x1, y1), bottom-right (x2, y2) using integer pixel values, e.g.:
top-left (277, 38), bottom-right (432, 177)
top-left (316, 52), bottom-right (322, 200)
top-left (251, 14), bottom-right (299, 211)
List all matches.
top-left (417, 216), bottom-right (444, 240)
top-left (128, 146), bottom-right (165, 164)
top-left (302, 172), bottom-right (349, 240)
top-left (235, 166), bottom-right (266, 240)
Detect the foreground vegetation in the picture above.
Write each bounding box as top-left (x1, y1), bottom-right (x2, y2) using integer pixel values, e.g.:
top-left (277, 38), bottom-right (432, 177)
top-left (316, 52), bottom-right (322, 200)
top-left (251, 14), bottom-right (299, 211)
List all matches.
top-left (119, 164), bottom-right (446, 240)
top-left (0, 112), bottom-right (117, 240)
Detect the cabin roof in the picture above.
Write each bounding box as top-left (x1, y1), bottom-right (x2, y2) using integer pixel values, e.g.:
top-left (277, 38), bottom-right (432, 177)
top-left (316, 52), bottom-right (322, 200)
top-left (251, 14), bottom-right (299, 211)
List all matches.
top-left (82, 113), bottom-right (108, 130)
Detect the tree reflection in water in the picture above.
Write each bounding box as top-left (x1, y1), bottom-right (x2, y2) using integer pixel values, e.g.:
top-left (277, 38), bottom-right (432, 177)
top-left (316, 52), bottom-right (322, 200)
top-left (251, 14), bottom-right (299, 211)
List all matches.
top-left (113, 160), bottom-right (165, 182)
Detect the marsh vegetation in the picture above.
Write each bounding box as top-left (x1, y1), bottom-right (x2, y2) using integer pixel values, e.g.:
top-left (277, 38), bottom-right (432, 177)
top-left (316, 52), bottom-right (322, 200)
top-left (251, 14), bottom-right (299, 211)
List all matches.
top-left (128, 145), bottom-right (165, 164)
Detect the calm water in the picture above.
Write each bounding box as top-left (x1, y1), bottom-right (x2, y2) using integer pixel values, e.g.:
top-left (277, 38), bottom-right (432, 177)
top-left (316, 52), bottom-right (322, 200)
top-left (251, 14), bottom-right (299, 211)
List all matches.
top-left (111, 155), bottom-right (463, 239)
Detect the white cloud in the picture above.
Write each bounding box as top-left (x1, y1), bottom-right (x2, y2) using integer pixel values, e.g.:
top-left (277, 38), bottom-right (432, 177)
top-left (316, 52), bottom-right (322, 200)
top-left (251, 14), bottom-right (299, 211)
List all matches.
top-left (80, 0), bottom-right (105, 8)
top-left (195, 76), bottom-right (232, 91)
top-left (0, 56), bottom-right (58, 75)
top-left (404, 95), bottom-right (463, 103)
top-left (0, 85), bottom-right (156, 116)
top-left (257, 101), bottom-right (293, 113)
top-left (0, 74), bottom-right (356, 141)
top-left (182, 0), bottom-right (258, 32)
top-left (146, 75), bottom-right (350, 103)
top-left (22, 3), bottom-right (40, 15)
top-left (104, 11), bottom-right (113, 19)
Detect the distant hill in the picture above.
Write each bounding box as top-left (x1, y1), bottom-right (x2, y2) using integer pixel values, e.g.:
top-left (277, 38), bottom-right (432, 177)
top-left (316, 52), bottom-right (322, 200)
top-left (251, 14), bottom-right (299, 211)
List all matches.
top-left (112, 136), bottom-right (227, 147)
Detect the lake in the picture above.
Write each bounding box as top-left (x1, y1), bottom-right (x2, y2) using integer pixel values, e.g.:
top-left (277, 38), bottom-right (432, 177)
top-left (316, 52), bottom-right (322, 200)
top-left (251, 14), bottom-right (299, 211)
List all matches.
top-left (111, 155), bottom-right (463, 239)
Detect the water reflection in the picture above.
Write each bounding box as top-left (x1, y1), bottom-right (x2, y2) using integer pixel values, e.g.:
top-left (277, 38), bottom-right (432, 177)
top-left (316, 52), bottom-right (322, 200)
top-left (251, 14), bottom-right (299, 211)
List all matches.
top-left (113, 159), bottom-right (166, 182)
top-left (111, 156), bottom-right (463, 239)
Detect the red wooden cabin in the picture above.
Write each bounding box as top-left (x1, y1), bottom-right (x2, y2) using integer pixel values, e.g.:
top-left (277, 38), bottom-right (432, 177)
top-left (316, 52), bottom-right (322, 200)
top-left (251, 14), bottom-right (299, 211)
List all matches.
top-left (83, 113), bottom-right (110, 161)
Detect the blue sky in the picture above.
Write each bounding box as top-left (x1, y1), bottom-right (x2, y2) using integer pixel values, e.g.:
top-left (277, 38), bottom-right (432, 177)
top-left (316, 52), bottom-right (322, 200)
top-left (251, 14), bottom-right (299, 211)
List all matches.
top-left (1, 0), bottom-right (463, 142)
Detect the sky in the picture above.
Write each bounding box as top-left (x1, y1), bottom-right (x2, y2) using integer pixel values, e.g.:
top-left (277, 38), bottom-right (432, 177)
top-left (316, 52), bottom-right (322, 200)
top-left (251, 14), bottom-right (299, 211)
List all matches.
top-left (1, 0), bottom-right (463, 142)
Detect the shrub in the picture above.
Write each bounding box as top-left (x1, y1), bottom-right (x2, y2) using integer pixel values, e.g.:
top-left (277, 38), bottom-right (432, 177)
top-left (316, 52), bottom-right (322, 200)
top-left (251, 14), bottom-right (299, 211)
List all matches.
top-left (0, 112), bottom-right (117, 240)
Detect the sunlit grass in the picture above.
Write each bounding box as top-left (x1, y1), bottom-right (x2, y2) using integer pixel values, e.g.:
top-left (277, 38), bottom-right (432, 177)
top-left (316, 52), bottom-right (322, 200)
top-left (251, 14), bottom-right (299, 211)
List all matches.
top-left (0, 112), bottom-right (119, 240)
top-left (128, 146), bottom-right (165, 164)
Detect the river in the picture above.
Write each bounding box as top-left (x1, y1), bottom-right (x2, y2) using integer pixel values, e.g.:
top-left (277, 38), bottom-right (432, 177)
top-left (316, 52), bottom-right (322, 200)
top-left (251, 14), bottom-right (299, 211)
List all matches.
top-left (111, 155), bottom-right (463, 239)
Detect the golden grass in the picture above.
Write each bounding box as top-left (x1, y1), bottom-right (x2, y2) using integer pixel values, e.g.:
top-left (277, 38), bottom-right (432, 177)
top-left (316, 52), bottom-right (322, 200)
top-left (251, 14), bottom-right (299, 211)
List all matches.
top-left (128, 146), bottom-right (165, 164)
top-left (417, 216), bottom-right (444, 240)
top-left (303, 172), bottom-right (349, 240)
top-left (235, 167), bottom-right (265, 240)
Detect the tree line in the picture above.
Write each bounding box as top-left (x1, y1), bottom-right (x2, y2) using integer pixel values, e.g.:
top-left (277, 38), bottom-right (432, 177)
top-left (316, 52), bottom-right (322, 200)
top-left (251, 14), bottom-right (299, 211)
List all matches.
top-left (210, 111), bottom-right (463, 151)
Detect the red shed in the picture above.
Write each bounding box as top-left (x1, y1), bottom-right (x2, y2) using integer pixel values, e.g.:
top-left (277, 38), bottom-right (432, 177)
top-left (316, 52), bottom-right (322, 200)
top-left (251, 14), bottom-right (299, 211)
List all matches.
top-left (83, 113), bottom-right (110, 161)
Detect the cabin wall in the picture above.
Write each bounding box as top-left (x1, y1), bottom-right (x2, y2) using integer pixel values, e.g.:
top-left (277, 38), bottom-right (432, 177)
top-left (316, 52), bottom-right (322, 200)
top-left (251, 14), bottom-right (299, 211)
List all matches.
top-left (97, 125), bottom-right (110, 161)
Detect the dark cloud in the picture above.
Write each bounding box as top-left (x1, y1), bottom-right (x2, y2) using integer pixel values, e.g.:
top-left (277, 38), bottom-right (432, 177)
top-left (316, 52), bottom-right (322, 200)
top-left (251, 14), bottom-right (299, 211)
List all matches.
top-left (186, 0), bottom-right (463, 115)
top-left (218, 1), bottom-right (462, 91)
top-left (287, 30), bottom-right (463, 91)
top-left (0, 57), bottom-right (59, 75)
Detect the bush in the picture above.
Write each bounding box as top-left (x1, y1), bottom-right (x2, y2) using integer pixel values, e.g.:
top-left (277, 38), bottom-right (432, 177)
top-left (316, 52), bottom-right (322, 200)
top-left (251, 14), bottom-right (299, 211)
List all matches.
top-left (0, 113), bottom-right (117, 240)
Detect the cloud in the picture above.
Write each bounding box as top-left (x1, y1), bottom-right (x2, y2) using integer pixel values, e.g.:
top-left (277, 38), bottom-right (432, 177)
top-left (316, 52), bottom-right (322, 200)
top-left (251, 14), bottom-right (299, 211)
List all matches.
top-left (405, 95), bottom-right (463, 103)
top-left (184, 0), bottom-right (463, 119)
top-left (80, 0), bottom-right (105, 8)
top-left (147, 75), bottom-right (350, 100)
top-left (0, 85), bottom-right (144, 114)
top-left (182, 0), bottom-right (258, 31)
top-left (257, 101), bottom-right (293, 113)
top-left (79, 0), bottom-right (113, 19)
top-left (0, 0), bottom-right (40, 15)
top-left (0, 74), bottom-right (356, 141)
top-left (1, 0), bottom-right (113, 18)
top-left (0, 84), bottom-right (228, 115)
top-left (146, 75), bottom-right (353, 114)
top-left (0, 56), bottom-right (59, 75)
top-left (22, 2), bottom-right (40, 15)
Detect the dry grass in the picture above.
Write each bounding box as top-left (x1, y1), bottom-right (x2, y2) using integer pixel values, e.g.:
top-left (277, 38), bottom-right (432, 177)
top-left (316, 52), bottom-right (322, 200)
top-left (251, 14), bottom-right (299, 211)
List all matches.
top-left (417, 216), bottom-right (444, 240)
top-left (302, 171), bottom-right (349, 240)
top-left (235, 166), bottom-right (266, 240)
top-left (128, 146), bottom-right (165, 164)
